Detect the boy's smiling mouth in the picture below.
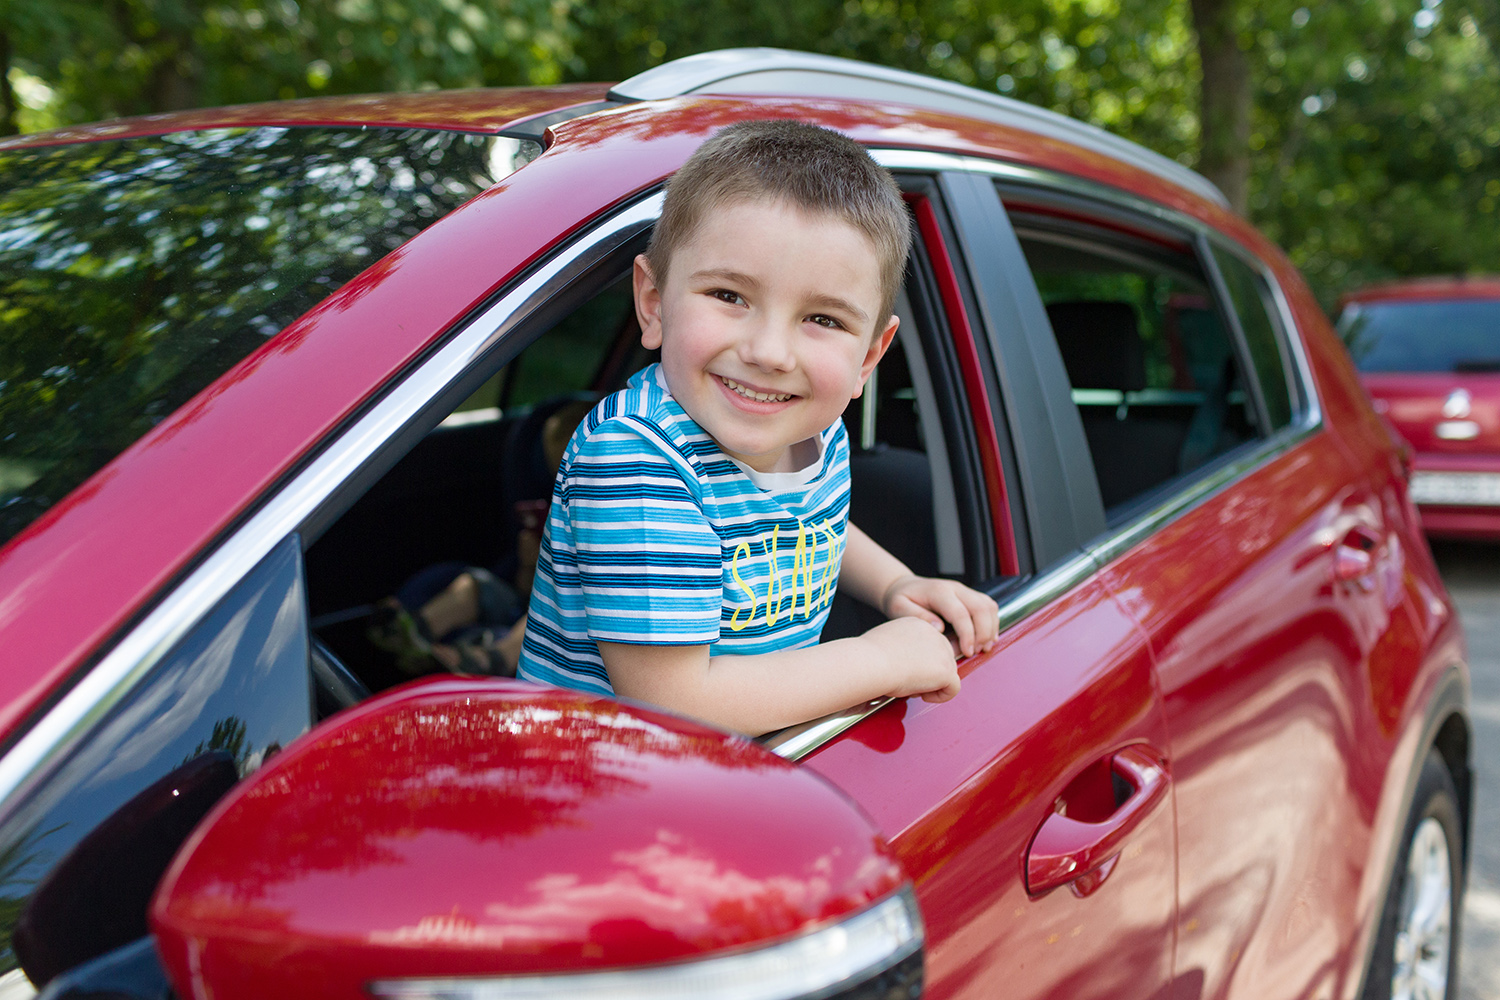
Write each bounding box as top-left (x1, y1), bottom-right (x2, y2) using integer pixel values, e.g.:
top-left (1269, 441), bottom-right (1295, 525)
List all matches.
top-left (718, 375), bottom-right (796, 403)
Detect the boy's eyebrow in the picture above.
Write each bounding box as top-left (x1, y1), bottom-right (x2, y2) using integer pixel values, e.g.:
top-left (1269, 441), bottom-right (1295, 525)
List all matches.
top-left (692, 267), bottom-right (761, 290)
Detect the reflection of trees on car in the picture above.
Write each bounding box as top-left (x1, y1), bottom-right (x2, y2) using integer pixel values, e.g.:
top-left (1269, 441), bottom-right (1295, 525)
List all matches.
top-left (0, 127), bottom-right (517, 545)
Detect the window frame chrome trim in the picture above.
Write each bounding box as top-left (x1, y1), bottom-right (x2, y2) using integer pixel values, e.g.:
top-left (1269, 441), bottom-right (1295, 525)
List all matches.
top-left (0, 193), bottom-right (664, 825)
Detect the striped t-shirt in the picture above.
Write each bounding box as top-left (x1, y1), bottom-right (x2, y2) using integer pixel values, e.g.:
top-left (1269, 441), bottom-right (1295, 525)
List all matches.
top-left (518, 364), bottom-right (851, 695)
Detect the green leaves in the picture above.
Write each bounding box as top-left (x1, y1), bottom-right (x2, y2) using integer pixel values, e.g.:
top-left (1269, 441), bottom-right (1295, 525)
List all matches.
top-left (4, 0), bottom-right (1497, 307)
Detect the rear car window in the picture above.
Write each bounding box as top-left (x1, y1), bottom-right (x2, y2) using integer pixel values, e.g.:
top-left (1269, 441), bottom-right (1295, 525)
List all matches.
top-left (1342, 299), bottom-right (1500, 373)
top-left (1012, 212), bottom-right (1258, 511)
top-left (0, 126), bottom-right (538, 546)
top-left (1211, 246), bottom-right (1295, 431)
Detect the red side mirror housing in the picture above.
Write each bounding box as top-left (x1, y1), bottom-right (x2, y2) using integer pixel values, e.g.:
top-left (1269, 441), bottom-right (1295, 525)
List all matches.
top-left (149, 678), bottom-right (907, 1000)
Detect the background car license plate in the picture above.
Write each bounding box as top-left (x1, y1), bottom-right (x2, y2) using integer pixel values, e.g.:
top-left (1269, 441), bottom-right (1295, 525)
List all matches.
top-left (1410, 471), bottom-right (1500, 506)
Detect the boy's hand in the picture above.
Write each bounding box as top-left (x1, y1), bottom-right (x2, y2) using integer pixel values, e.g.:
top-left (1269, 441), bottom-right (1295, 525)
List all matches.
top-left (881, 574), bottom-right (1000, 659)
top-left (863, 617), bottom-right (962, 703)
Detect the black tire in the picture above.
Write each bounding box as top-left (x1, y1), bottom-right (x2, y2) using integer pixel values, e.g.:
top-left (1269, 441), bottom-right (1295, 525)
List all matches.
top-left (1362, 749), bottom-right (1465, 1000)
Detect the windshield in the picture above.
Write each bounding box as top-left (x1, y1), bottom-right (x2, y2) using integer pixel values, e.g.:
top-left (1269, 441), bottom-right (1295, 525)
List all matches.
top-left (1342, 298), bottom-right (1500, 373)
top-left (0, 126), bottom-right (539, 547)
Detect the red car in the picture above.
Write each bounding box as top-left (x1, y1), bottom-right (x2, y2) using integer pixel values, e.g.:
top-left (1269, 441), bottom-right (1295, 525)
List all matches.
top-left (1341, 276), bottom-right (1500, 540)
top-left (0, 48), bottom-right (1472, 1000)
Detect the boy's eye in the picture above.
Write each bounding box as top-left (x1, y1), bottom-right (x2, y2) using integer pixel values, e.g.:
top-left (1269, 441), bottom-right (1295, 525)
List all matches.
top-left (808, 314), bottom-right (845, 330)
top-left (710, 289), bottom-right (745, 306)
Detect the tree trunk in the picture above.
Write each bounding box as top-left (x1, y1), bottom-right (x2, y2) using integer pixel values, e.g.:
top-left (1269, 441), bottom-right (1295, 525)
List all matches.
top-left (1189, 0), bottom-right (1251, 215)
top-left (0, 26), bottom-right (17, 136)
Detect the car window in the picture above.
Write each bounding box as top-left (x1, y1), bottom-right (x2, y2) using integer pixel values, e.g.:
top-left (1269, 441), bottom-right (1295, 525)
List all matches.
top-left (1010, 210), bottom-right (1257, 512)
top-left (0, 535), bottom-right (313, 992)
top-left (306, 210), bottom-right (984, 686)
top-left (1210, 245), bottom-right (1296, 429)
top-left (1341, 298), bottom-right (1500, 373)
top-left (0, 127), bottom-right (539, 548)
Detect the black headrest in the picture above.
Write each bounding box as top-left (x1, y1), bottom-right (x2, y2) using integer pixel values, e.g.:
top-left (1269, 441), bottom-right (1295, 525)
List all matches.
top-left (1046, 300), bottom-right (1146, 392)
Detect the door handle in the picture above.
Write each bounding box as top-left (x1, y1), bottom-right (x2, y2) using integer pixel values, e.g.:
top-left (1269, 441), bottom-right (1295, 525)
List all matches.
top-left (1025, 745), bottom-right (1169, 897)
top-left (1333, 524), bottom-right (1381, 587)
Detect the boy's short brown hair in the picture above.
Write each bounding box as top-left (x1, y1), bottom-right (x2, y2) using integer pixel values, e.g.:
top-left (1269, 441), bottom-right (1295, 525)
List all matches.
top-left (644, 119), bottom-right (912, 325)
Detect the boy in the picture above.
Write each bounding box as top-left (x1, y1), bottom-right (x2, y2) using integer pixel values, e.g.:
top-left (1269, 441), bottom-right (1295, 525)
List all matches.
top-left (518, 119), bottom-right (999, 736)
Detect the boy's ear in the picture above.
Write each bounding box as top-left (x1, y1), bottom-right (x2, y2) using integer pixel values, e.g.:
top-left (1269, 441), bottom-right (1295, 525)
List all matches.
top-left (852, 315), bottom-right (900, 399)
top-left (634, 254), bottom-right (664, 350)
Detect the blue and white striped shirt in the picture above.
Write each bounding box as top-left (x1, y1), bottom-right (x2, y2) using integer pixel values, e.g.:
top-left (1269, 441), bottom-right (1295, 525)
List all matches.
top-left (518, 364), bottom-right (851, 695)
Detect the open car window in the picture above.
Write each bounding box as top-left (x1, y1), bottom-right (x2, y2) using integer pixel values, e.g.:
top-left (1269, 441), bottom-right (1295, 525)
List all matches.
top-left (306, 198), bottom-right (990, 700)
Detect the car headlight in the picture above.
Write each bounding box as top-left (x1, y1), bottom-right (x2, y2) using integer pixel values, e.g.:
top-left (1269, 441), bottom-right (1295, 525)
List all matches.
top-left (368, 885), bottom-right (924, 1000)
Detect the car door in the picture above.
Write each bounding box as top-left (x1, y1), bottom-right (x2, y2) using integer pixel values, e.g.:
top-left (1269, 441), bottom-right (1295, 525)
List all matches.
top-left (997, 178), bottom-right (1404, 999)
top-left (792, 162), bottom-right (1178, 1000)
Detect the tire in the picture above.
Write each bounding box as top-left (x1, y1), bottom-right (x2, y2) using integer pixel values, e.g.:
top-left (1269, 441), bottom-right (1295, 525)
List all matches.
top-left (1363, 749), bottom-right (1465, 1000)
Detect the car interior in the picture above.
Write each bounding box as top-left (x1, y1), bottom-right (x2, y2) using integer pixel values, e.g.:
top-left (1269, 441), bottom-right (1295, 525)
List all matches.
top-left (1009, 209), bottom-right (1259, 517)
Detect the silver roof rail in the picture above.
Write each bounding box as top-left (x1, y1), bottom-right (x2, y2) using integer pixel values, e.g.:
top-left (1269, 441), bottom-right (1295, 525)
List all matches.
top-left (609, 48), bottom-right (1227, 209)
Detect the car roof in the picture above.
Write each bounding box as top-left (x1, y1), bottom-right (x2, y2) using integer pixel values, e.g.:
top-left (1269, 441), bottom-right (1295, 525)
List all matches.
top-left (609, 48), bottom-right (1229, 209)
top-left (1342, 275), bottom-right (1500, 306)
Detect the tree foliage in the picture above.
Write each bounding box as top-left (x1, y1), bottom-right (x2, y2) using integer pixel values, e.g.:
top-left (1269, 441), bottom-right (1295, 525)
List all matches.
top-left (3, 0), bottom-right (1498, 306)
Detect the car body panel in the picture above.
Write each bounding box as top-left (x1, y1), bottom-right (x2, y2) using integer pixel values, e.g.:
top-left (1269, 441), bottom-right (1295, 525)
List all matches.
top-left (1098, 432), bottom-right (1398, 999)
top-left (805, 573), bottom-right (1176, 1000)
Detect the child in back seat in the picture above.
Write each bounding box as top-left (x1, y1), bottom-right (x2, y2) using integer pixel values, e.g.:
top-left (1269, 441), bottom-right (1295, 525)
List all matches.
top-left (368, 399), bottom-right (593, 677)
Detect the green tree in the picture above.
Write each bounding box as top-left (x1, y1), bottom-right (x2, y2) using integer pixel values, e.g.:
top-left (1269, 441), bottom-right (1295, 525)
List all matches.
top-left (1246, 0), bottom-right (1500, 305)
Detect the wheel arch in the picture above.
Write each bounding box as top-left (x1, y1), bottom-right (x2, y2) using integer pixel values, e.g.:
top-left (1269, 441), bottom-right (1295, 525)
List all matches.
top-left (1349, 660), bottom-right (1472, 1000)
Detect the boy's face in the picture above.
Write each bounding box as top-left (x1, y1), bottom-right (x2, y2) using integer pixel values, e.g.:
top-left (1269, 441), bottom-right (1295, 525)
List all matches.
top-left (634, 199), bottom-right (898, 474)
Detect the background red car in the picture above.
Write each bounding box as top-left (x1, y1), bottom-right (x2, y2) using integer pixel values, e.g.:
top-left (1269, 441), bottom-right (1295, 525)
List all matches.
top-left (0, 48), bottom-right (1473, 1000)
top-left (1340, 277), bottom-right (1500, 541)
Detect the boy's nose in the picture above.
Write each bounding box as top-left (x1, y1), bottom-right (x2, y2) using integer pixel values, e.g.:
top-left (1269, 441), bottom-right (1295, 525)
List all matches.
top-left (738, 319), bottom-right (796, 371)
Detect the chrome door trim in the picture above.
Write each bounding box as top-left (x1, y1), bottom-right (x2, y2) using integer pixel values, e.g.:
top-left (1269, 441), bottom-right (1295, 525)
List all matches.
top-left (763, 549), bottom-right (1098, 760)
top-left (0, 192), bottom-right (664, 823)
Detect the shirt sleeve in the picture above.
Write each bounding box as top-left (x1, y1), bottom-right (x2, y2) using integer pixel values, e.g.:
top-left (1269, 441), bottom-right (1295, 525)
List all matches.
top-left (562, 415), bottom-right (723, 645)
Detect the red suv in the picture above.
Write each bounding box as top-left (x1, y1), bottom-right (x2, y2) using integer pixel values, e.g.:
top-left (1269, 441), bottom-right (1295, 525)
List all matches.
top-left (1341, 276), bottom-right (1500, 540)
top-left (0, 49), bottom-right (1472, 1000)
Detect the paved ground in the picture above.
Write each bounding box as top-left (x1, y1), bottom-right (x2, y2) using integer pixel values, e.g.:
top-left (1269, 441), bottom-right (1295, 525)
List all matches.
top-left (1428, 541), bottom-right (1500, 1000)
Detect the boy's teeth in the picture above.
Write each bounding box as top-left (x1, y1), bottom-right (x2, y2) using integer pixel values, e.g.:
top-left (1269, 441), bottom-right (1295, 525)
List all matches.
top-left (721, 377), bottom-right (792, 403)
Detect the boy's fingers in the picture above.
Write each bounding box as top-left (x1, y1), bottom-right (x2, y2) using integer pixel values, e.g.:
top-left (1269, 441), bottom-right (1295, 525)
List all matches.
top-left (932, 589), bottom-right (976, 655)
top-left (889, 594), bottom-right (945, 631)
top-left (957, 588), bottom-right (1000, 647)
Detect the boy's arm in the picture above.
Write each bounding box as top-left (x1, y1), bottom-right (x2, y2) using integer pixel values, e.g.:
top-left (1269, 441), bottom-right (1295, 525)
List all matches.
top-left (839, 522), bottom-right (1001, 658)
top-left (600, 616), bottom-right (957, 737)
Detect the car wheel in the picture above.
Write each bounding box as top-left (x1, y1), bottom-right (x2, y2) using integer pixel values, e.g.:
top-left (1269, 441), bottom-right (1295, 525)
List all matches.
top-left (1364, 749), bottom-right (1464, 1000)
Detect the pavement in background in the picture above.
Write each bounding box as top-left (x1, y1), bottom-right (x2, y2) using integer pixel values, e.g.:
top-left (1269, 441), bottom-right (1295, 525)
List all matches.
top-left (1429, 540), bottom-right (1500, 1000)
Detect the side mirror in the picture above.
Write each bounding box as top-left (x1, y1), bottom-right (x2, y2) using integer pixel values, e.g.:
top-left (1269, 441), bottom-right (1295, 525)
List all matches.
top-left (150, 678), bottom-right (923, 1000)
